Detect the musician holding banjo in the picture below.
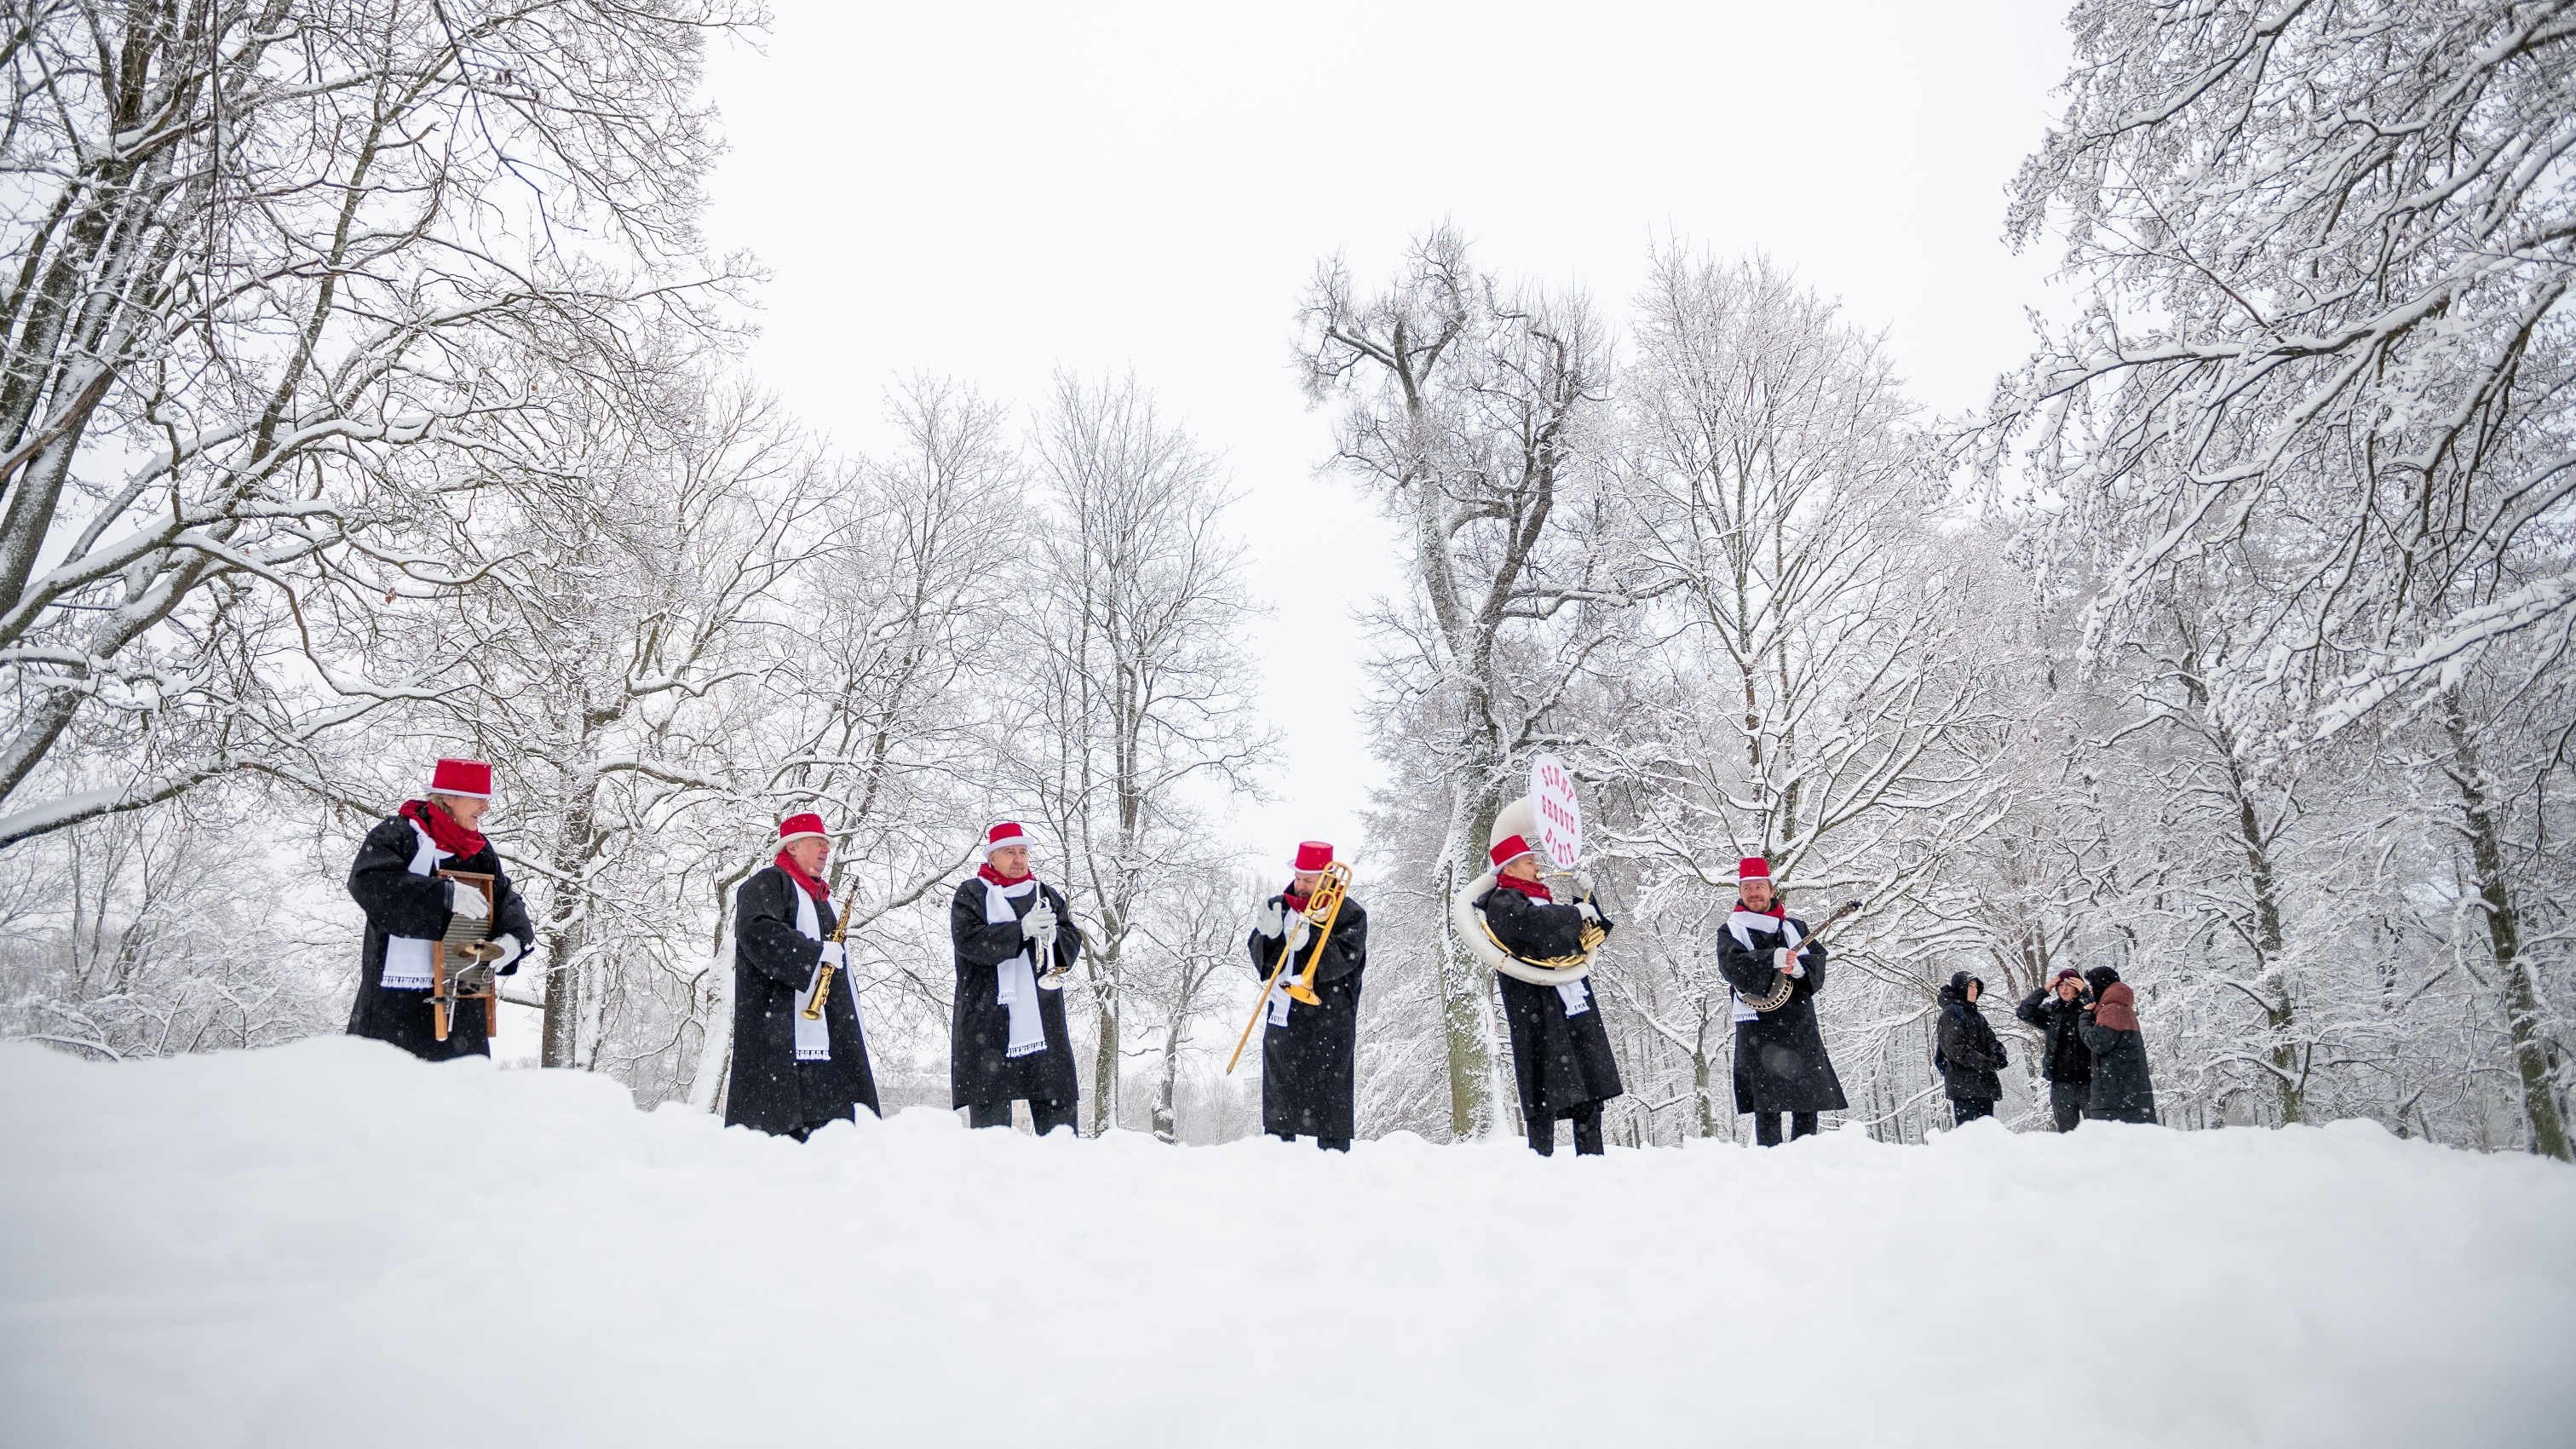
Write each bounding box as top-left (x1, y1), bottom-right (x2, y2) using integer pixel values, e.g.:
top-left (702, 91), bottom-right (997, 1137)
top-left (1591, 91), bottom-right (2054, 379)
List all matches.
top-left (345, 757), bottom-right (534, 1061)
top-left (1716, 856), bottom-right (1851, 1146)
top-left (1243, 841), bottom-right (1368, 1152)
top-left (724, 813), bottom-right (881, 1140)
top-left (948, 820), bottom-right (1083, 1136)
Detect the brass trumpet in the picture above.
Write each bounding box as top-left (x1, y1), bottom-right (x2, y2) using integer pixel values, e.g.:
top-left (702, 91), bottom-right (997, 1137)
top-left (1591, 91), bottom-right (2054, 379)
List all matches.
top-left (1226, 862), bottom-right (1352, 1074)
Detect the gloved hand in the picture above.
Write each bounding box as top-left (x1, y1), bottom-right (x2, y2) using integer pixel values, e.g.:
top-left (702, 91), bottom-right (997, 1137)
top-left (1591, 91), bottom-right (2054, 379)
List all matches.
top-left (1576, 901), bottom-right (1604, 927)
top-left (1568, 871), bottom-right (1596, 900)
top-left (818, 940), bottom-right (846, 970)
top-left (1021, 902), bottom-right (1057, 940)
top-left (1285, 911), bottom-right (1311, 954)
top-left (1254, 898), bottom-right (1285, 939)
top-left (487, 934), bottom-right (524, 975)
top-left (446, 880), bottom-right (491, 921)
top-left (1774, 946), bottom-right (1805, 979)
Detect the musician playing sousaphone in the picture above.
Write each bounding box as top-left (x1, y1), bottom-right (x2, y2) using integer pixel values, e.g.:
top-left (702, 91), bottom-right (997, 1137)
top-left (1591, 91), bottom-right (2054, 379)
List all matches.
top-left (1716, 856), bottom-right (1849, 1146)
top-left (1458, 791), bottom-right (1624, 1157)
top-left (1245, 840), bottom-right (1368, 1152)
top-left (948, 820), bottom-right (1082, 1136)
top-left (724, 813), bottom-right (881, 1140)
top-left (346, 757), bottom-right (534, 1061)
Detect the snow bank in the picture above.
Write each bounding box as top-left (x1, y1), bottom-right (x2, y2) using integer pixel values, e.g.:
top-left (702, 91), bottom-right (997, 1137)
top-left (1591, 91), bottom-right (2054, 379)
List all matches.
top-left (3, 1039), bottom-right (2570, 1449)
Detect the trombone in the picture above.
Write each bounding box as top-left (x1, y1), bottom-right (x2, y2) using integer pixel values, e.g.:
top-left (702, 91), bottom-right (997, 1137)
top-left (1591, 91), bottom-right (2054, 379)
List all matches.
top-left (1226, 862), bottom-right (1352, 1074)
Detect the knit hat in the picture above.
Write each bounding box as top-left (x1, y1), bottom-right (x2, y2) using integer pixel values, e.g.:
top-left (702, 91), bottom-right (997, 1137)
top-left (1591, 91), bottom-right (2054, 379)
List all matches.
top-left (2052, 968), bottom-right (2082, 985)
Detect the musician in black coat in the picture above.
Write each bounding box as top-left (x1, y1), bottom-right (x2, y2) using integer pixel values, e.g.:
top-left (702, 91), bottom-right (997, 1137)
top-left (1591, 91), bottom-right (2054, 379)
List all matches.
top-left (1716, 857), bottom-right (1849, 1146)
top-left (1247, 841), bottom-right (1367, 1150)
top-left (1936, 971), bottom-right (2006, 1126)
top-left (949, 820), bottom-right (1082, 1135)
top-left (345, 758), bottom-right (535, 1062)
top-left (1479, 834), bottom-right (1623, 1156)
top-left (724, 814), bottom-right (880, 1139)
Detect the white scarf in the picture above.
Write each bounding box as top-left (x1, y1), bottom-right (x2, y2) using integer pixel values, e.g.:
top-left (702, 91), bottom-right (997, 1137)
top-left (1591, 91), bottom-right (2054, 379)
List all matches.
top-left (791, 883), bottom-right (830, 1061)
top-left (1558, 977), bottom-right (1592, 1016)
top-left (986, 876), bottom-right (1047, 1058)
top-left (380, 822), bottom-right (450, 990)
top-left (1726, 910), bottom-right (1800, 1023)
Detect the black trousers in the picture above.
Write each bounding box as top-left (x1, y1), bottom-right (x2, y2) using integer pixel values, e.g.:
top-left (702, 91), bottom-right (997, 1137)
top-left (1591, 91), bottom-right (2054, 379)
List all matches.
top-left (1274, 1130), bottom-right (1352, 1152)
top-left (968, 1098), bottom-right (1079, 1136)
top-left (1751, 1111), bottom-right (1819, 1147)
top-left (2049, 1081), bottom-right (2087, 1132)
top-left (1952, 1097), bottom-right (1995, 1127)
top-left (1527, 1101), bottom-right (1605, 1157)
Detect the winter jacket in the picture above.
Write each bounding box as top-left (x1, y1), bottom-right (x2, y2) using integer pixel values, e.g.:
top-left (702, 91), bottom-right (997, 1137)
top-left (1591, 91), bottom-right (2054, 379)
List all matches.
top-left (1935, 975), bottom-right (2006, 1102)
top-left (948, 876), bottom-right (1082, 1111)
top-left (2078, 985), bottom-right (2158, 1124)
top-left (2015, 986), bottom-right (2094, 1085)
top-left (1480, 884), bottom-right (1625, 1118)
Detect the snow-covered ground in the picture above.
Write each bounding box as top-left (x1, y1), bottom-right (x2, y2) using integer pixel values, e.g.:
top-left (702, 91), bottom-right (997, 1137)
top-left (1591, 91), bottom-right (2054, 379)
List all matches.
top-left (3, 1040), bottom-right (2570, 1449)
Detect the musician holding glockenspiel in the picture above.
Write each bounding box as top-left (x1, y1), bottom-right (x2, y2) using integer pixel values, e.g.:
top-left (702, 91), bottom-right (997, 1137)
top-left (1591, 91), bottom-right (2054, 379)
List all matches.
top-left (345, 757), bottom-right (534, 1061)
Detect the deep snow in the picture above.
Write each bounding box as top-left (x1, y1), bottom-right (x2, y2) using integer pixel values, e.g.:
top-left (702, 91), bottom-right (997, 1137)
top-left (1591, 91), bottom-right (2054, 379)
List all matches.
top-left (3, 1039), bottom-right (2570, 1448)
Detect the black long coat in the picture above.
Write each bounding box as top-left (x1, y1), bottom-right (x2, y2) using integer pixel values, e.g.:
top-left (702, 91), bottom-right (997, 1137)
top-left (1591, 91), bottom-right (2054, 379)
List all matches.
top-left (345, 814), bottom-right (534, 1061)
top-left (2015, 987), bottom-right (2094, 1085)
top-left (725, 866), bottom-right (880, 1137)
top-left (1716, 910), bottom-right (1850, 1114)
top-left (1936, 983), bottom-right (2005, 1103)
top-left (1481, 885), bottom-right (1624, 1121)
top-left (1246, 894), bottom-right (1367, 1141)
top-left (949, 877), bottom-right (1081, 1111)
top-left (2079, 1012), bottom-right (2159, 1124)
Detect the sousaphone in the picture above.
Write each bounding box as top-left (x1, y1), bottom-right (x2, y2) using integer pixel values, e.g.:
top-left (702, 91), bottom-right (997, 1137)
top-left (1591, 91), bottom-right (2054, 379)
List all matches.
top-left (1451, 756), bottom-right (1603, 986)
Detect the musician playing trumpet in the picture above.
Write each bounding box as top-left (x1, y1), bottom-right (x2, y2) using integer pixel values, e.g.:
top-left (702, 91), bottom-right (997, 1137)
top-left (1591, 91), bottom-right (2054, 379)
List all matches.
top-left (1481, 832), bottom-right (1624, 1157)
top-left (948, 820), bottom-right (1083, 1136)
top-left (1716, 856), bottom-right (1848, 1147)
top-left (1246, 841), bottom-right (1368, 1152)
top-left (725, 814), bottom-right (882, 1140)
top-left (345, 757), bottom-right (533, 1062)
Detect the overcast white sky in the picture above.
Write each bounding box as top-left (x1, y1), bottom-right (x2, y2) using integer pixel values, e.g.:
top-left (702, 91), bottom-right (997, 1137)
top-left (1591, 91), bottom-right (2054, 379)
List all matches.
top-left (699, 2), bottom-right (2076, 869)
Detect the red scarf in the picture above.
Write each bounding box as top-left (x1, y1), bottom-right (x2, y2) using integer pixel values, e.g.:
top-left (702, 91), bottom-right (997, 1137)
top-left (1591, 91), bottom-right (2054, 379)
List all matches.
top-left (775, 851), bottom-right (831, 904)
top-left (1492, 873), bottom-right (1553, 903)
top-left (978, 861), bottom-right (1031, 888)
top-left (1282, 883), bottom-right (1312, 912)
top-left (1734, 894), bottom-right (1785, 919)
top-left (401, 799), bottom-right (486, 859)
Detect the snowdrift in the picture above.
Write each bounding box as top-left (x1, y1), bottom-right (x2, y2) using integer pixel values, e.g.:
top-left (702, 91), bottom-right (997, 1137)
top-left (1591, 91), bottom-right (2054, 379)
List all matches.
top-left (3, 1039), bottom-right (2570, 1449)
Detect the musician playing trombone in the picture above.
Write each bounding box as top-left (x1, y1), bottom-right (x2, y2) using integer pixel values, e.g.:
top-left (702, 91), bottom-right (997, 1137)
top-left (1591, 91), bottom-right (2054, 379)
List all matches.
top-left (948, 819), bottom-right (1083, 1136)
top-left (725, 814), bottom-right (882, 1139)
top-left (345, 757), bottom-right (534, 1062)
top-left (1481, 832), bottom-right (1624, 1156)
top-left (1246, 841), bottom-right (1369, 1152)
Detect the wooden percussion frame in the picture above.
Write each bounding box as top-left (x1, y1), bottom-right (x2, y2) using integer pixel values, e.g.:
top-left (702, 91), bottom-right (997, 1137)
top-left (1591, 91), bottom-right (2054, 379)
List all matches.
top-left (431, 869), bottom-right (501, 1042)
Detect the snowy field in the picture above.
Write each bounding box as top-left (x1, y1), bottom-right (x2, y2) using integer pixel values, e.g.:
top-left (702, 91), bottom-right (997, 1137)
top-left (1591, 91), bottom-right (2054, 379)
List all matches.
top-left (3, 1039), bottom-right (2570, 1449)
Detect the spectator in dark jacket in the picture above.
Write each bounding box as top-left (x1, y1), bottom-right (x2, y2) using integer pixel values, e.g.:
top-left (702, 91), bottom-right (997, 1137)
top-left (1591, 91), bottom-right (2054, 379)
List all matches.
top-left (1935, 971), bottom-right (2006, 1126)
top-left (2016, 969), bottom-right (2094, 1131)
top-left (2079, 966), bottom-right (2158, 1124)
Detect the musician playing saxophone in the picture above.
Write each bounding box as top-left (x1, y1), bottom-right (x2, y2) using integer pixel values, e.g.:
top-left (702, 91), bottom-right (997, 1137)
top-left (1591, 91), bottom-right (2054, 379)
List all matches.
top-left (1247, 841), bottom-right (1369, 1152)
top-left (1480, 833), bottom-right (1624, 1156)
top-left (725, 814), bottom-right (882, 1140)
top-left (1716, 856), bottom-right (1848, 1146)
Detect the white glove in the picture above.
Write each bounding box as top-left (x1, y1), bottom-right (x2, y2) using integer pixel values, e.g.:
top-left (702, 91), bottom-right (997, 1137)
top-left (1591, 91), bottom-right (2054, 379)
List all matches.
top-left (1021, 902), bottom-right (1057, 940)
top-left (1774, 946), bottom-right (1805, 978)
top-left (1569, 871), bottom-right (1596, 900)
top-left (818, 941), bottom-right (846, 970)
top-left (1285, 911), bottom-right (1311, 953)
top-left (1254, 898), bottom-right (1285, 938)
top-left (446, 881), bottom-right (490, 921)
top-left (1577, 901), bottom-right (1603, 926)
top-left (487, 934), bottom-right (523, 973)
